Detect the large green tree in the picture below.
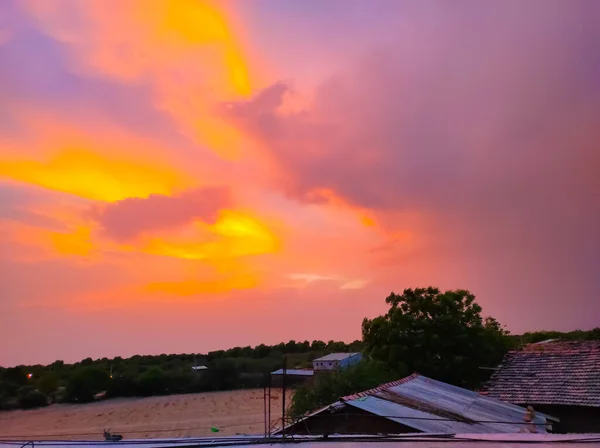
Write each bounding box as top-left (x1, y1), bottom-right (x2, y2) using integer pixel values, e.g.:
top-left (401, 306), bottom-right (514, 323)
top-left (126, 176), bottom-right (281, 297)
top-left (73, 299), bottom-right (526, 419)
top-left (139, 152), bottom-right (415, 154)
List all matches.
top-left (362, 287), bottom-right (508, 388)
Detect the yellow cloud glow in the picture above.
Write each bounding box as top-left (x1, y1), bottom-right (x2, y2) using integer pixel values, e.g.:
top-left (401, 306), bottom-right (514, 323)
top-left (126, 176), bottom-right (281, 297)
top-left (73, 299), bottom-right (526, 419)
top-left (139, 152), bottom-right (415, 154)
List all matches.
top-left (141, 210), bottom-right (279, 260)
top-left (0, 150), bottom-right (189, 202)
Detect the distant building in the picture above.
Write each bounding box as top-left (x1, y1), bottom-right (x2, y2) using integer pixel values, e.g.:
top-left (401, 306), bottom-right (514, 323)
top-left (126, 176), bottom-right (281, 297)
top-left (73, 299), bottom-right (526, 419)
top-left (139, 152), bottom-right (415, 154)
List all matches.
top-left (279, 373), bottom-right (557, 435)
top-left (312, 353), bottom-right (362, 371)
top-left (484, 340), bottom-right (600, 433)
top-left (191, 365), bottom-right (207, 371)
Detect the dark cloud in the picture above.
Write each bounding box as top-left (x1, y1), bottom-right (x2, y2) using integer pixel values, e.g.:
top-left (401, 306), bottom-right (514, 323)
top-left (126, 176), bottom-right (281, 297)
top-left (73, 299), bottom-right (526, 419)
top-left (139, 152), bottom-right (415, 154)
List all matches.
top-left (96, 187), bottom-right (231, 241)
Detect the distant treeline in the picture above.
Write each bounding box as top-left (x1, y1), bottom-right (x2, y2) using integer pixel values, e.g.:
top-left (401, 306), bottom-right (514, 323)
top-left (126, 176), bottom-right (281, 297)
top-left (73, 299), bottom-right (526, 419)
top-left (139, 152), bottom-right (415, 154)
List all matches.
top-left (2, 328), bottom-right (599, 412)
top-left (505, 328), bottom-right (600, 347)
top-left (0, 339), bottom-right (362, 411)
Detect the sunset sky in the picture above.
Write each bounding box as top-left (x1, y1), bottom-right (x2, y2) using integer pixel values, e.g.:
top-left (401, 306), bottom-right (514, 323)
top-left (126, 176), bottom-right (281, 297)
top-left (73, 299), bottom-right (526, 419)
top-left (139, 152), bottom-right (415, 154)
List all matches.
top-left (1, 0), bottom-right (599, 366)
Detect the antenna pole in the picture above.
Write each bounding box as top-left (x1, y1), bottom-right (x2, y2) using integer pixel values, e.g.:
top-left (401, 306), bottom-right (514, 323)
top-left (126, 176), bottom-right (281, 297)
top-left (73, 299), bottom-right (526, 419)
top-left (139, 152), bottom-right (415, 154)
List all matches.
top-left (281, 356), bottom-right (287, 438)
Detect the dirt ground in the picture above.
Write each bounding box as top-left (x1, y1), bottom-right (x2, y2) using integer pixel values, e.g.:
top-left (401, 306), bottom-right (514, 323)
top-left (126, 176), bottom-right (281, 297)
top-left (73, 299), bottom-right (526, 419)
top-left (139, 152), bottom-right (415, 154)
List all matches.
top-left (0, 389), bottom-right (292, 440)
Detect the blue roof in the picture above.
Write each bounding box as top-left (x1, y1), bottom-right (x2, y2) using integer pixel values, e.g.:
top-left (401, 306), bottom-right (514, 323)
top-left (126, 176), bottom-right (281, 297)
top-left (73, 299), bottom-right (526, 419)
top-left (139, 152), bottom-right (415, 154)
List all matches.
top-left (271, 369), bottom-right (314, 376)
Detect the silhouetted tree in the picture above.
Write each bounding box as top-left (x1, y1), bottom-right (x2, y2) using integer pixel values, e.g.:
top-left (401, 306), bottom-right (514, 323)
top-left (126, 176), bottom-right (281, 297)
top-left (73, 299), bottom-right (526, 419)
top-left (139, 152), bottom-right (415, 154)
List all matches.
top-left (362, 287), bottom-right (508, 388)
top-left (66, 367), bottom-right (109, 402)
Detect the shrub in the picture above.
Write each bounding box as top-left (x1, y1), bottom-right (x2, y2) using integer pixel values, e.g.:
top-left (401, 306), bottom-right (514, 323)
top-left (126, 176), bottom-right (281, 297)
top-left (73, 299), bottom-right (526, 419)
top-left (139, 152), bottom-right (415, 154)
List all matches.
top-left (135, 367), bottom-right (169, 396)
top-left (66, 367), bottom-right (109, 402)
top-left (106, 374), bottom-right (137, 398)
top-left (37, 372), bottom-right (59, 397)
top-left (17, 386), bottom-right (48, 409)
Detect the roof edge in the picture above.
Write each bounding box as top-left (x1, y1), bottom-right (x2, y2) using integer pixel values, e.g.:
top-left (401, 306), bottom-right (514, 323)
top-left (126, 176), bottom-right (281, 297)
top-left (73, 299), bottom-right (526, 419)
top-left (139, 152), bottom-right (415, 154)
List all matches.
top-left (340, 372), bottom-right (421, 402)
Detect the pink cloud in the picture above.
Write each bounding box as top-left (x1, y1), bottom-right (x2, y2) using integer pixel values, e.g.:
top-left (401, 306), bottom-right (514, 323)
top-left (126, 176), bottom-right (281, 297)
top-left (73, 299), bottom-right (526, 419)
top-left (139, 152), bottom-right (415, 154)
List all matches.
top-left (223, 1), bottom-right (600, 330)
top-left (96, 187), bottom-right (231, 241)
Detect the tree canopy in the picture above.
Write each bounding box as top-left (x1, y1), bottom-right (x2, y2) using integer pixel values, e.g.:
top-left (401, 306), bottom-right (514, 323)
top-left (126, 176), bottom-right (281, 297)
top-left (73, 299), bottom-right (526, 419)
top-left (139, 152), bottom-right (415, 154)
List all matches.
top-left (362, 287), bottom-right (508, 388)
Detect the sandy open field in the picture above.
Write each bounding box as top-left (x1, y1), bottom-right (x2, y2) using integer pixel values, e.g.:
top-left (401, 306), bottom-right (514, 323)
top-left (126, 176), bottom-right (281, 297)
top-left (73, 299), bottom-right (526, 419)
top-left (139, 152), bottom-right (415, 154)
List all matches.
top-left (0, 389), bottom-right (292, 440)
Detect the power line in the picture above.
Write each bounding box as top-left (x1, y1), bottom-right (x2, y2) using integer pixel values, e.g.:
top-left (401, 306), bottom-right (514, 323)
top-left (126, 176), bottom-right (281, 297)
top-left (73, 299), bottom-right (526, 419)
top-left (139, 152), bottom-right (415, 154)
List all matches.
top-left (0, 420), bottom-right (271, 440)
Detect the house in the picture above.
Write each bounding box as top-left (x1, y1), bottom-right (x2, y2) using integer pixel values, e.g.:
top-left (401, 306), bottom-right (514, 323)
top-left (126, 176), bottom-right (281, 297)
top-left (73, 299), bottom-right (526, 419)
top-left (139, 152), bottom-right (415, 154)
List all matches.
top-left (280, 373), bottom-right (557, 435)
top-left (312, 353), bottom-right (362, 371)
top-left (483, 339), bottom-right (600, 433)
top-left (191, 365), bottom-right (207, 372)
top-left (270, 369), bottom-right (314, 387)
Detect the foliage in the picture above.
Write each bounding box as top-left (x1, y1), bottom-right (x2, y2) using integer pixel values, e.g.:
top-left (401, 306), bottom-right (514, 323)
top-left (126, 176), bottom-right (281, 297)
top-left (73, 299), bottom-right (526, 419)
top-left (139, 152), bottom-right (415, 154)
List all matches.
top-left (290, 360), bottom-right (397, 419)
top-left (16, 385), bottom-right (48, 409)
top-left (65, 367), bottom-right (109, 402)
top-left (362, 287), bottom-right (509, 388)
top-left (0, 366), bottom-right (27, 393)
top-left (0, 327), bottom-right (598, 409)
top-left (135, 367), bottom-right (170, 396)
top-left (106, 374), bottom-right (137, 398)
top-left (37, 372), bottom-right (59, 397)
top-left (505, 327), bottom-right (600, 349)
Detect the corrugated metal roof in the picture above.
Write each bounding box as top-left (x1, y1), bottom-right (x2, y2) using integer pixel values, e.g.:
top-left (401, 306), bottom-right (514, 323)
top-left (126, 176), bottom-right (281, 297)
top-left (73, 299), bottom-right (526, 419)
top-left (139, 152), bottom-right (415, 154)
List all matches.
top-left (288, 373), bottom-right (557, 434)
top-left (313, 353), bottom-right (361, 362)
top-left (484, 340), bottom-right (600, 407)
top-left (343, 374), bottom-right (555, 433)
top-left (271, 369), bottom-right (314, 376)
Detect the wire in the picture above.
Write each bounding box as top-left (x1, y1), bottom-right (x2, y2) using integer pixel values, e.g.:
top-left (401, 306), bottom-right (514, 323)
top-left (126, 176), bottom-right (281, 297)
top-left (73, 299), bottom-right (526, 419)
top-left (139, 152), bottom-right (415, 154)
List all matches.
top-left (1, 434), bottom-right (598, 446)
top-left (0, 420), bottom-right (271, 440)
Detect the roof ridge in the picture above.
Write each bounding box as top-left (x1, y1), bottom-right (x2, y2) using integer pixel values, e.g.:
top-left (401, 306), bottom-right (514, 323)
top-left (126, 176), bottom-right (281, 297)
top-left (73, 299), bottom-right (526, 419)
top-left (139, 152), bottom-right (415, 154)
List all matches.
top-left (340, 372), bottom-right (421, 401)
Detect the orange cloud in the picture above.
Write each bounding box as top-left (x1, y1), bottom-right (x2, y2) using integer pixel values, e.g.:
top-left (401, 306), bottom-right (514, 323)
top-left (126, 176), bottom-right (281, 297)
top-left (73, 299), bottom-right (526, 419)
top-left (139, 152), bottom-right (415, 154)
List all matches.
top-left (23, 0), bottom-right (257, 163)
top-left (0, 149), bottom-right (190, 202)
top-left (50, 226), bottom-right (94, 256)
top-left (140, 209), bottom-right (280, 260)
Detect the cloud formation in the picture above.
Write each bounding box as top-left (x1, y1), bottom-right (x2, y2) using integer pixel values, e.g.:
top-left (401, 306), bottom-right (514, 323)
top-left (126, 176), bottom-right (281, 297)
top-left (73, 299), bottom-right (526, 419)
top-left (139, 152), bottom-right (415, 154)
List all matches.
top-left (1, 0), bottom-right (599, 365)
top-left (96, 187), bottom-right (231, 241)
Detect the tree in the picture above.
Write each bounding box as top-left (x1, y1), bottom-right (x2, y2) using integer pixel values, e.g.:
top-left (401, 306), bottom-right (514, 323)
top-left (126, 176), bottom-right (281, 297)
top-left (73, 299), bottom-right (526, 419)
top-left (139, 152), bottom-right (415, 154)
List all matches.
top-left (311, 340), bottom-right (326, 351)
top-left (1, 366), bottom-right (27, 387)
top-left (106, 374), bottom-right (137, 398)
top-left (66, 367), bottom-right (109, 402)
top-left (16, 385), bottom-right (48, 409)
top-left (37, 372), bottom-right (59, 398)
top-left (254, 344), bottom-right (271, 358)
top-left (135, 367), bottom-right (169, 396)
top-left (362, 287), bottom-right (508, 388)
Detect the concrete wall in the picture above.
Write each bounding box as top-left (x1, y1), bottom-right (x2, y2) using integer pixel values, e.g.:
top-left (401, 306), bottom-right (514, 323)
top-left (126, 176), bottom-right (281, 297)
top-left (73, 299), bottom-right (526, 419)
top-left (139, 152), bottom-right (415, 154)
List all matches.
top-left (286, 406), bottom-right (415, 435)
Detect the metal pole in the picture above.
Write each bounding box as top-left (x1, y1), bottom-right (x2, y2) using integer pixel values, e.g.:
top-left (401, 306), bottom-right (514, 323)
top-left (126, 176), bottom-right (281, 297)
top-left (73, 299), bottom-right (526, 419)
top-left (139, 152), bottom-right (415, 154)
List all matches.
top-left (263, 374), bottom-right (268, 438)
top-left (281, 356), bottom-right (287, 438)
top-left (268, 373), bottom-right (272, 438)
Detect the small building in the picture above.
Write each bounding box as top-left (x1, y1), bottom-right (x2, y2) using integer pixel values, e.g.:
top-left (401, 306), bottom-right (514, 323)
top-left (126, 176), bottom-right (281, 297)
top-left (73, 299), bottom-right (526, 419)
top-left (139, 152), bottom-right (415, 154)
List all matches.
top-left (484, 339), bottom-right (600, 433)
top-left (312, 353), bottom-right (362, 371)
top-left (191, 365), bottom-right (207, 372)
top-left (271, 369), bottom-right (314, 388)
top-left (280, 373), bottom-right (557, 435)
